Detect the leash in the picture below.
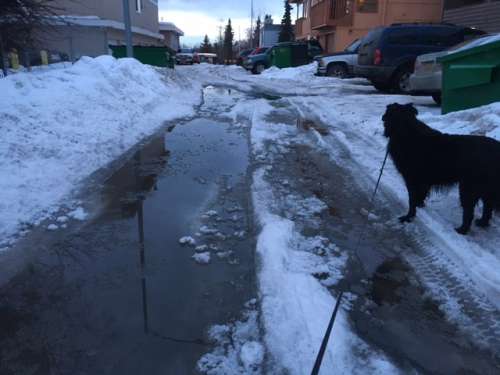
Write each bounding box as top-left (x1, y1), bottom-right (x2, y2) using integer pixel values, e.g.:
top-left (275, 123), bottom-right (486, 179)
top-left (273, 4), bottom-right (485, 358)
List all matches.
top-left (310, 147), bottom-right (390, 375)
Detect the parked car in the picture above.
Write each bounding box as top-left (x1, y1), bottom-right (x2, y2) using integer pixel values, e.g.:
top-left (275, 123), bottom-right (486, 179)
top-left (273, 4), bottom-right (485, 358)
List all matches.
top-left (409, 34), bottom-right (498, 104)
top-left (237, 49), bottom-right (254, 65)
top-left (244, 40), bottom-right (323, 74)
top-left (355, 23), bottom-right (485, 93)
top-left (250, 47), bottom-right (269, 56)
top-left (197, 53), bottom-right (218, 64)
top-left (316, 38), bottom-right (361, 78)
top-left (175, 48), bottom-right (195, 65)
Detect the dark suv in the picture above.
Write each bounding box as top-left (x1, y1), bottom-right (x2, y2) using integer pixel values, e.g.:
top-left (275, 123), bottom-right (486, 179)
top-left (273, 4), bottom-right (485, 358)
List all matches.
top-left (355, 24), bottom-right (485, 93)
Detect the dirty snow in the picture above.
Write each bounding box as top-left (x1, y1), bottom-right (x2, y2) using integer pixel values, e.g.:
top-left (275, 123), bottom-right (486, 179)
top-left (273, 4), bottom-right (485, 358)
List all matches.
top-left (0, 56), bottom-right (201, 248)
top-left (179, 236), bottom-right (197, 246)
top-left (192, 252), bottom-right (211, 264)
top-left (182, 63), bottom-right (500, 371)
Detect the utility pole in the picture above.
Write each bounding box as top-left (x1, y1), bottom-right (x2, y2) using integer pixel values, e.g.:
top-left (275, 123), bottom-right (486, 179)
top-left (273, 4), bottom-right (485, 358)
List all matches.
top-left (250, 0), bottom-right (254, 48)
top-left (122, 0), bottom-right (134, 57)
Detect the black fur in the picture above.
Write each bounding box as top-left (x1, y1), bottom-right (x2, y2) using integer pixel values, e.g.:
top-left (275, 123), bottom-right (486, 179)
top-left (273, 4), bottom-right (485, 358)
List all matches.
top-left (382, 103), bottom-right (500, 235)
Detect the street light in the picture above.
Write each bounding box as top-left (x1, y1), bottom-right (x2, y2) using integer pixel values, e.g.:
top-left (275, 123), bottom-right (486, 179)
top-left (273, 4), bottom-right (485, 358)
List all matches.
top-left (122, 0), bottom-right (134, 57)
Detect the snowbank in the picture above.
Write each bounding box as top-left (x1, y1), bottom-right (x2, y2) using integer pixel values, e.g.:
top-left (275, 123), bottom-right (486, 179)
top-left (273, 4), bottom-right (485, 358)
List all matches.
top-left (260, 62), bottom-right (317, 81)
top-left (0, 56), bottom-right (201, 247)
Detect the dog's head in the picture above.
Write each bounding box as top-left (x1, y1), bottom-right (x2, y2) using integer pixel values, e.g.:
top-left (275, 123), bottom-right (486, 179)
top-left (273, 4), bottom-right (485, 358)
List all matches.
top-left (382, 103), bottom-right (418, 138)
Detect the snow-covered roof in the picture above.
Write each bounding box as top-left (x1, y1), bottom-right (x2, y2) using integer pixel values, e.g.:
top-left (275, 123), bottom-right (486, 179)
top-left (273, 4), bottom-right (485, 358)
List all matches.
top-left (52, 15), bottom-right (164, 40)
top-left (159, 22), bottom-right (184, 36)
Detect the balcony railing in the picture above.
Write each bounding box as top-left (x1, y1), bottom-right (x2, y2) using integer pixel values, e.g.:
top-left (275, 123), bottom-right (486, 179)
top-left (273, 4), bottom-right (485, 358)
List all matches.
top-left (310, 0), bottom-right (353, 29)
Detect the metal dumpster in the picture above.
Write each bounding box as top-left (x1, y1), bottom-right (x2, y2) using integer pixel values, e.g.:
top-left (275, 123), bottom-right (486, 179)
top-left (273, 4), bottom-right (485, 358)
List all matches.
top-left (271, 42), bottom-right (311, 69)
top-left (438, 38), bottom-right (500, 114)
top-left (110, 46), bottom-right (176, 68)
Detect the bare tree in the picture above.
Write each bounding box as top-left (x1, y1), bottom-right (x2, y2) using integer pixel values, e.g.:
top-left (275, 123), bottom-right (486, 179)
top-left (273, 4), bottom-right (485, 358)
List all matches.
top-left (0, 0), bottom-right (64, 73)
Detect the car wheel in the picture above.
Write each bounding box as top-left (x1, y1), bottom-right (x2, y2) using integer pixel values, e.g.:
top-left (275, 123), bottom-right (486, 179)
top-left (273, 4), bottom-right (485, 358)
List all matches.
top-left (432, 93), bottom-right (442, 105)
top-left (392, 66), bottom-right (413, 94)
top-left (326, 64), bottom-right (348, 78)
top-left (252, 63), bottom-right (266, 75)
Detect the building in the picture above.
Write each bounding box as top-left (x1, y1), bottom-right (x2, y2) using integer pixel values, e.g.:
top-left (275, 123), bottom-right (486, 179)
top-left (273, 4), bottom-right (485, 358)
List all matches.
top-left (159, 22), bottom-right (184, 51)
top-left (291, 0), bottom-right (443, 53)
top-left (38, 0), bottom-right (163, 60)
top-left (260, 24), bottom-right (282, 47)
top-left (443, 0), bottom-right (500, 33)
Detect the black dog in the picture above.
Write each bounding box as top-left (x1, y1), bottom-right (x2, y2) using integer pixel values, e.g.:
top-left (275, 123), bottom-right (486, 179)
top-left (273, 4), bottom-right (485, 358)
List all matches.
top-left (382, 103), bottom-right (500, 235)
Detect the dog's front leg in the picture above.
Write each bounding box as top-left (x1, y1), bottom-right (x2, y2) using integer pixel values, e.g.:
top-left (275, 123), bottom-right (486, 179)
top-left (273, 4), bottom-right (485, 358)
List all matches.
top-left (399, 183), bottom-right (418, 223)
top-left (456, 183), bottom-right (478, 235)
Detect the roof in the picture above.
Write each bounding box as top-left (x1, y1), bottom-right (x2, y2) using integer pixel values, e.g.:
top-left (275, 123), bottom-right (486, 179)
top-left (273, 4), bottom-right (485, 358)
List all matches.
top-left (51, 15), bottom-right (164, 40)
top-left (159, 22), bottom-right (184, 36)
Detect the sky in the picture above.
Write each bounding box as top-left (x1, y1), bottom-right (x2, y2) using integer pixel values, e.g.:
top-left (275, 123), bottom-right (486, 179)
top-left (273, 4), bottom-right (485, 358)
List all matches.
top-left (158, 0), bottom-right (287, 47)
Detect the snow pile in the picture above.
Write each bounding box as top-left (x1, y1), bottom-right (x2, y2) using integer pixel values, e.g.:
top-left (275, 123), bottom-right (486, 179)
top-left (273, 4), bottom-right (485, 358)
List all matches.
top-left (260, 62), bottom-right (317, 81)
top-left (198, 300), bottom-right (264, 374)
top-left (252, 169), bottom-right (401, 374)
top-left (192, 252), bottom-right (211, 264)
top-left (0, 56), bottom-right (201, 247)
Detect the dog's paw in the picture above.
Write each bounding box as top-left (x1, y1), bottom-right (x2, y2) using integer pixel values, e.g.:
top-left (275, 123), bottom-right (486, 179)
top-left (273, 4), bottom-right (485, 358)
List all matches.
top-left (455, 226), bottom-right (470, 235)
top-left (398, 215), bottom-right (414, 223)
top-left (475, 219), bottom-right (490, 228)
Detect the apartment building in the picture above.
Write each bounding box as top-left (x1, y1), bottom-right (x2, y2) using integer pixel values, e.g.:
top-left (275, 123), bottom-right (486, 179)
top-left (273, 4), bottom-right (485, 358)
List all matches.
top-left (159, 22), bottom-right (184, 51)
top-left (291, 0), bottom-right (443, 53)
top-left (443, 0), bottom-right (500, 33)
top-left (38, 0), bottom-right (163, 60)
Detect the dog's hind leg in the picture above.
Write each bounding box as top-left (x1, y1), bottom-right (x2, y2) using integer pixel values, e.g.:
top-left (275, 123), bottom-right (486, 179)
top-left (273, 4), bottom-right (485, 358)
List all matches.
top-left (416, 184), bottom-right (430, 208)
top-left (399, 183), bottom-right (419, 223)
top-left (476, 198), bottom-right (493, 228)
top-left (456, 182), bottom-right (479, 235)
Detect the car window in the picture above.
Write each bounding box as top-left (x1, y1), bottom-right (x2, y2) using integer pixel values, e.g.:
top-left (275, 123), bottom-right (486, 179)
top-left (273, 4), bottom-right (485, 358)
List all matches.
top-left (362, 28), bottom-right (383, 45)
top-left (418, 29), bottom-right (461, 47)
top-left (387, 29), bottom-right (419, 45)
top-left (345, 39), bottom-right (361, 53)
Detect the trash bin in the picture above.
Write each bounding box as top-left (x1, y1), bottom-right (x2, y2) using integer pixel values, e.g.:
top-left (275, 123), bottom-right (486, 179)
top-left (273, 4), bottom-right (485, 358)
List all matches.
top-left (271, 44), bottom-right (292, 68)
top-left (438, 38), bottom-right (500, 114)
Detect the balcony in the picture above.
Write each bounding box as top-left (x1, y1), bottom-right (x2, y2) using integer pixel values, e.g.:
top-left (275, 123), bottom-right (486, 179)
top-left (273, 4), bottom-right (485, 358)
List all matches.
top-left (310, 0), bottom-right (353, 30)
top-left (295, 17), bottom-right (311, 39)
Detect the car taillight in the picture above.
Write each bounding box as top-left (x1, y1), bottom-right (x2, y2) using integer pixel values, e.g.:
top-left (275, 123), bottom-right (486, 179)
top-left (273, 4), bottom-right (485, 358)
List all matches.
top-left (374, 49), bottom-right (382, 65)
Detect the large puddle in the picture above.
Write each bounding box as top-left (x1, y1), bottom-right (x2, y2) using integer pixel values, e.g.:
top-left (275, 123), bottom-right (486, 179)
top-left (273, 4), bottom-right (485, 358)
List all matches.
top-left (0, 110), bottom-right (254, 374)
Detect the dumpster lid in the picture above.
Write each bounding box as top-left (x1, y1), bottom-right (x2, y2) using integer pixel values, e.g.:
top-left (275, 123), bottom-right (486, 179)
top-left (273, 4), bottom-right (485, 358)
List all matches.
top-left (438, 34), bottom-right (500, 63)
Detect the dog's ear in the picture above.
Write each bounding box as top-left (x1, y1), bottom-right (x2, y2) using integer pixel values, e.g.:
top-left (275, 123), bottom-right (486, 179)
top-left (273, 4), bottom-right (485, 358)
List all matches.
top-left (405, 103), bottom-right (418, 117)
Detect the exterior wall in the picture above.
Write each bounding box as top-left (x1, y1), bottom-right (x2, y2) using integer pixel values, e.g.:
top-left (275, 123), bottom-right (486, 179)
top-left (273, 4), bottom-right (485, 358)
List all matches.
top-left (36, 26), bottom-right (108, 60)
top-left (159, 31), bottom-right (180, 51)
top-left (294, 0), bottom-right (443, 52)
top-left (54, 0), bottom-right (159, 35)
top-left (260, 26), bottom-right (281, 46)
top-left (443, 1), bottom-right (500, 33)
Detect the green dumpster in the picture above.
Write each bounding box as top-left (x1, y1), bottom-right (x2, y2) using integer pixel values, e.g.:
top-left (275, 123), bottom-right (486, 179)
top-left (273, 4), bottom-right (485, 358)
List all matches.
top-left (110, 46), bottom-right (175, 68)
top-left (271, 41), bottom-right (322, 69)
top-left (271, 44), bottom-right (292, 68)
top-left (438, 37), bottom-right (500, 114)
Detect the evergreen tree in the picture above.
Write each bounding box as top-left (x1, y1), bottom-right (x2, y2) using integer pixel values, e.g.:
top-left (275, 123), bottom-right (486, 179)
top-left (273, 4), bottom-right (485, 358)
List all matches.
top-left (253, 16), bottom-right (261, 48)
top-left (278, 1), bottom-right (294, 43)
top-left (223, 18), bottom-right (234, 62)
top-left (201, 34), bottom-right (212, 53)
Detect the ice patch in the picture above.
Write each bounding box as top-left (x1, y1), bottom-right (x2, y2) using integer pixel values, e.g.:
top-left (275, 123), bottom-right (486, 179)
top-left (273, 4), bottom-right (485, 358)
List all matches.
top-left (192, 252), bottom-right (211, 264)
top-left (67, 207), bottom-right (88, 221)
top-left (198, 303), bottom-right (263, 374)
top-left (179, 236), bottom-right (196, 246)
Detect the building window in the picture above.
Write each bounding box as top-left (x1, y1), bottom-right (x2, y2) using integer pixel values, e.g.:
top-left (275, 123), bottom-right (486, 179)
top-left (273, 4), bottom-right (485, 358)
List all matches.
top-left (357, 0), bottom-right (377, 12)
top-left (444, 0), bottom-right (485, 10)
top-left (135, 0), bottom-right (143, 13)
